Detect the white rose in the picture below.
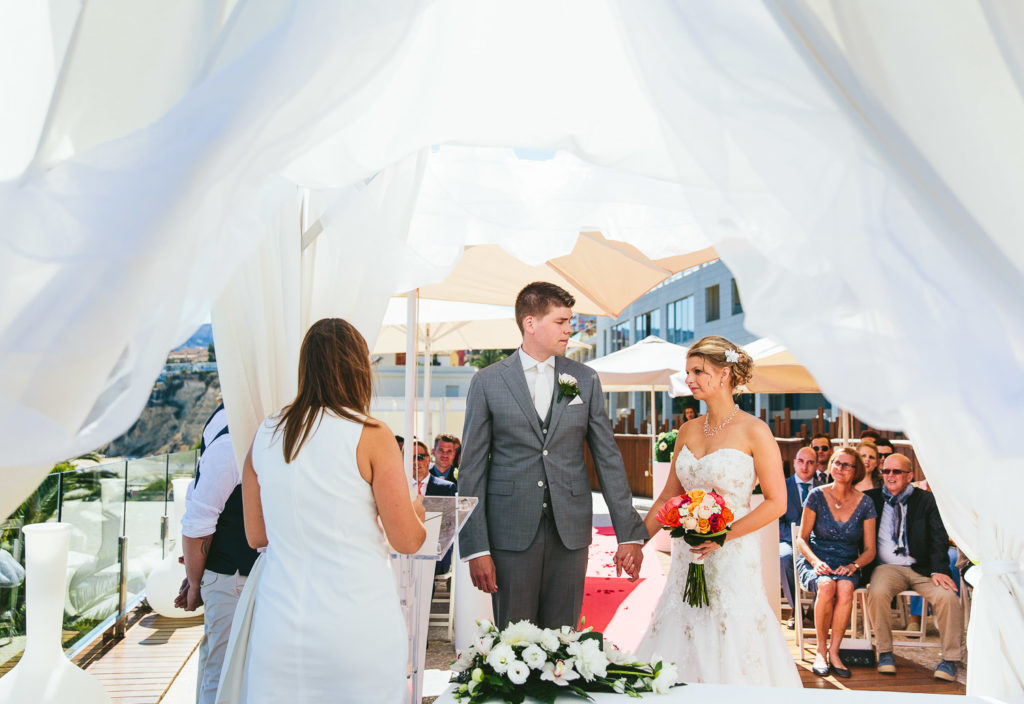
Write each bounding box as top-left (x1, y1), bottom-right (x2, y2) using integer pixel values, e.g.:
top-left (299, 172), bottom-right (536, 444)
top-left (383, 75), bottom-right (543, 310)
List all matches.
top-left (486, 643), bottom-right (515, 673)
top-left (695, 503), bottom-right (714, 520)
top-left (681, 515), bottom-right (698, 531)
top-left (558, 373), bottom-right (577, 385)
top-left (539, 629), bottom-right (561, 651)
top-left (658, 442), bottom-right (668, 451)
top-left (652, 661), bottom-right (679, 694)
top-left (700, 495), bottom-right (717, 510)
top-left (568, 639), bottom-right (608, 681)
top-left (500, 620), bottom-right (543, 646)
top-left (507, 659), bottom-right (530, 685)
top-left (522, 644), bottom-right (547, 670)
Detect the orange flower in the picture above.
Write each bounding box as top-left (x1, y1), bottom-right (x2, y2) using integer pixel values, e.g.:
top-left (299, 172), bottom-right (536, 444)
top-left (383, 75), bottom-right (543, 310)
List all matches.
top-left (721, 507), bottom-right (734, 524)
top-left (657, 504), bottom-right (681, 527)
top-left (697, 518), bottom-right (710, 533)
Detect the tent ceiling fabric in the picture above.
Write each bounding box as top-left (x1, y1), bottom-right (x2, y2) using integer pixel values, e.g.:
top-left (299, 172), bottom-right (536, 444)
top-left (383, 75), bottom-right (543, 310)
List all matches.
top-left (411, 232), bottom-right (717, 318)
top-left (2, 2), bottom-right (1023, 695)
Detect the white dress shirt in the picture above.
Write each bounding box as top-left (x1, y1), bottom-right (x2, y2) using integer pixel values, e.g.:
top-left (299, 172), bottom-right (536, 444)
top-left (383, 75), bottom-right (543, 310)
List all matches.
top-left (181, 408), bottom-right (240, 539)
top-left (518, 347), bottom-right (555, 418)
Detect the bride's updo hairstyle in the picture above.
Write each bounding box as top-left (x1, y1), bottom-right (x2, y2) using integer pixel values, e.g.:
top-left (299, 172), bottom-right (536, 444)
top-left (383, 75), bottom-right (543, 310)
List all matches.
top-left (275, 318), bottom-right (377, 463)
top-left (686, 336), bottom-right (754, 389)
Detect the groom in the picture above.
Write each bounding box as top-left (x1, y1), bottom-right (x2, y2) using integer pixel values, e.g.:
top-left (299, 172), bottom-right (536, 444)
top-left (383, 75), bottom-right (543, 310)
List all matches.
top-left (459, 281), bottom-right (648, 629)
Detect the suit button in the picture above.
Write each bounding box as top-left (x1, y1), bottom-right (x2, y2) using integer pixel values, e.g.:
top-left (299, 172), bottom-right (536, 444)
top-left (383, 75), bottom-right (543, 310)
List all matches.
top-left (543, 429), bottom-right (547, 434)
top-left (542, 450), bottom-right (549, 456)
top-left (542, 502), bottom-right (548, 508)
top-left (537, 480), bottom-right (545, 487)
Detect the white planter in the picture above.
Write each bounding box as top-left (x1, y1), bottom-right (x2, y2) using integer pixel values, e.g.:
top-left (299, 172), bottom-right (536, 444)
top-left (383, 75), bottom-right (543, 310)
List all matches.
top-left (0, 523), bottom-right (111, 703)
top-left (651, 461), bottom-right (673, 553)
top-left (145, 477), bottom-right (203, 618)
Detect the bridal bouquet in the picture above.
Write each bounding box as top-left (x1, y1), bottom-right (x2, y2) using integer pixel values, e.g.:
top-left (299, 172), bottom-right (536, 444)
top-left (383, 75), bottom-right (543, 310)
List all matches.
top-left (656, 489), bottom-right (735, 608)
top-left (654, 429), bottom-right (677, 462)
top-left (451, 619), bottom-right (678, 703)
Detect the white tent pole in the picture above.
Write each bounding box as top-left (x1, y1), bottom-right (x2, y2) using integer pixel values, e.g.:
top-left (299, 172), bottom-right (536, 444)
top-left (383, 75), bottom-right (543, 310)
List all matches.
top-left (423, 328), bottom-right (433, 444)
top-left (650, 387), bottom-right (657, 476)
top-left (404, 292), bottom-right (418, 482)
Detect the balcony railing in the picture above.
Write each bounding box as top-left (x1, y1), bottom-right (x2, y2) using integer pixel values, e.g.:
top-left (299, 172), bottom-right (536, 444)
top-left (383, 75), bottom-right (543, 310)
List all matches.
top-left (0, 450), bottom-right (198, 672)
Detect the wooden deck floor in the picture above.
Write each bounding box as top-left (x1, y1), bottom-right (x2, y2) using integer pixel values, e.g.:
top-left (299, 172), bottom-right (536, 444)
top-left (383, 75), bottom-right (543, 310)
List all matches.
top-left (66, 610), bottom-right (964, 701)
top-left (785, 628), bottom-right (965, 695)
top-left (74, 614), bottom-right (204, 704)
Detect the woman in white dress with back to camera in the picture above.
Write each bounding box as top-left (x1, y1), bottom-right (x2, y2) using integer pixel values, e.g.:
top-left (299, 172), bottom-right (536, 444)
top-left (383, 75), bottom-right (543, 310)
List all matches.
top-left (634, 336), bottom-right (801, 686)
top-left (240, 318), bottom-right (426, 703)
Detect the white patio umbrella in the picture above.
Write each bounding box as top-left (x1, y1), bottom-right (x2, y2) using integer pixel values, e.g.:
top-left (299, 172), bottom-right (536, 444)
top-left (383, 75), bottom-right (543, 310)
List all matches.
top-left (587, 335), bottom-right (691, 468)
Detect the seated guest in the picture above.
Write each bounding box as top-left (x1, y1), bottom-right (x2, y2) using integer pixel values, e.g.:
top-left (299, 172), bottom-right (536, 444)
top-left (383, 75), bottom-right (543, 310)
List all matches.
top-left (796, 448), bottom-right (877, 679)
top-left (875, 438), bottom-right (895, 463)
top-left (864, 453), bottom-right (962, 681)
top-left (682, 406), bottom-right (697, 422)
top-left (810, 433), bottom-right (832, 485)
top-left (855, 441), bottom-right (883, 491)
top-left (860, 430), bottom-right (881, 443)
top-left (430, 433), bottom-right (458, 484)
top-left (412, 439), bottom-right (457, 575)
top-left (780, 447), bottom-right (819, 621)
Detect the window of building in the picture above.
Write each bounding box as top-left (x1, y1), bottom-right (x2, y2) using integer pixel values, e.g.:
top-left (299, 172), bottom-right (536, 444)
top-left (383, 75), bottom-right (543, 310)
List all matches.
top-left (666, 296), bottom-right (694, 344)
top-left (610, 321), bottom-right (631, 351)
top-left (445, 385), bottom-right (460, 398)
top-left (731, 278), bottom-right (743, 315)
top-left (634, 309), bottom-right (661, 340)
top-left (705, 284), bottom-right (720, 322)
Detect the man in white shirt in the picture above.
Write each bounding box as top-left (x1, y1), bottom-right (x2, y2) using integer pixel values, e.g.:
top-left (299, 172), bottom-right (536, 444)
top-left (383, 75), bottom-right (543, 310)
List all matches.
top-left (176, 404), bottom-right (259, 704)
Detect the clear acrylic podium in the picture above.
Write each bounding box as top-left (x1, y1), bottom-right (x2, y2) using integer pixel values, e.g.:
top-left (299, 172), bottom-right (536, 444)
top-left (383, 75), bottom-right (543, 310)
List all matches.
top-left (392, 495), bottom-right (477, 704)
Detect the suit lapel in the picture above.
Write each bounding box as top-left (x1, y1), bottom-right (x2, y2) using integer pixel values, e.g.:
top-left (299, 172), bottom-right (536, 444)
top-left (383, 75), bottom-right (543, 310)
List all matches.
top-left (500, 354), bottom-right (544, 443)
top-left (546, 356), bottom-right (570, 438)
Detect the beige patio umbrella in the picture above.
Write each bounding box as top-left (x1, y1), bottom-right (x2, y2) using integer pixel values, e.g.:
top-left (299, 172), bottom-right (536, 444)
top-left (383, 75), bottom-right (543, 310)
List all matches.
top-left (409, 231), bottom-right (718, 317)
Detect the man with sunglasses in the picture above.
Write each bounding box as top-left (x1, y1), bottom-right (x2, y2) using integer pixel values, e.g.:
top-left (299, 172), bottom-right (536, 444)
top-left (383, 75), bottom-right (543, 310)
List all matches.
top-left (810, 434), bottom-right (832, 485)
top-left (875, 438), bottom-right (895, 463)
top-left (864, 453), bottom-right (962, 681)
top-left (412, 440), bottom-right (457, 574)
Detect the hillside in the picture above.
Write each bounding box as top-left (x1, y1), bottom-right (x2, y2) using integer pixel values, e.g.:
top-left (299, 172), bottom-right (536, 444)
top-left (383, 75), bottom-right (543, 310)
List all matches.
top-left (99, 371), bottom-right (221, 458)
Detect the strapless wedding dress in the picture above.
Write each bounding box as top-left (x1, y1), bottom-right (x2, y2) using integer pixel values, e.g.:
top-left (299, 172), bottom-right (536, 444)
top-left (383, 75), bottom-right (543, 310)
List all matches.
top-left (635, 446), bottom-right (801, 687)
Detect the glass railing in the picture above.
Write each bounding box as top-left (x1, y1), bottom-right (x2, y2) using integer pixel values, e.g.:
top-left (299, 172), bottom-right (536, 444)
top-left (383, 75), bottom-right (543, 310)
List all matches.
top-left (0, 450), bottom-right (198, 670)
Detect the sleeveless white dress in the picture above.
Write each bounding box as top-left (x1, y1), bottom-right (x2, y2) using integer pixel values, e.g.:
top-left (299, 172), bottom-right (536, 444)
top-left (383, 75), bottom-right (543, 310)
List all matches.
top-left (636, 446), bottom-right (801, 687)
top-left (243, 413), bottom-right (407, 703)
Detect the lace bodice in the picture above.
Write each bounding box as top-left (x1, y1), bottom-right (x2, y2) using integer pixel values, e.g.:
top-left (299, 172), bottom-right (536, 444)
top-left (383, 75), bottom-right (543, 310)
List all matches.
top-left (675, 446), bottom-right (757, 517)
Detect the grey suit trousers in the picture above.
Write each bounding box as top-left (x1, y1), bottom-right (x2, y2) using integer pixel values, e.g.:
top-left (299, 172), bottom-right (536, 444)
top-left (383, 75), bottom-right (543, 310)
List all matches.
top-left (490, 512), bottom-right (588, 630)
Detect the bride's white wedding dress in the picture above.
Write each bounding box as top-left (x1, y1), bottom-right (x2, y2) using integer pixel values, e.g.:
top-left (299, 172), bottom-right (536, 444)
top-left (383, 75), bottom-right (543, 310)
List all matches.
top-left (636, 446), bottom-right (801, 687)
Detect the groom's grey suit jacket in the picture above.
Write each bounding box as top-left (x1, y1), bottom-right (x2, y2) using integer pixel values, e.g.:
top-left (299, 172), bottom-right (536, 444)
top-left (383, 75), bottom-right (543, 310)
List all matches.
top-left (459, 353), bottom-right (646, 555)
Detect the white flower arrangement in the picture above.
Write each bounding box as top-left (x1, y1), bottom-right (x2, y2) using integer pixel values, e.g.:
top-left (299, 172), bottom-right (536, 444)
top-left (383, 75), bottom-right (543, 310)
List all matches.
top-left (451, 620), bottom-right (678, 702)
top-left (724, 348), bottom-right (740, 363)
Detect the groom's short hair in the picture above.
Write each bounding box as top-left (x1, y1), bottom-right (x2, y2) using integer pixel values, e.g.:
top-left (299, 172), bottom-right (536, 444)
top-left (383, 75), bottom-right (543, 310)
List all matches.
top-left (515, 282), bottom-right (575, 333)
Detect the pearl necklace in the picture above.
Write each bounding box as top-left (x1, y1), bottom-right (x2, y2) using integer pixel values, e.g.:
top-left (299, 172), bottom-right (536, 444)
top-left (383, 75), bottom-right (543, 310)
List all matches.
top-left (703, 404), bottom-right (739, 438)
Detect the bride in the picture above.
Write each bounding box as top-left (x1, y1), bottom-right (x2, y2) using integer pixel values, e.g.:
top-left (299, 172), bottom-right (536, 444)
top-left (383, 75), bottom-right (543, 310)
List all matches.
top-left (634, 336), bottom-right (801, 686)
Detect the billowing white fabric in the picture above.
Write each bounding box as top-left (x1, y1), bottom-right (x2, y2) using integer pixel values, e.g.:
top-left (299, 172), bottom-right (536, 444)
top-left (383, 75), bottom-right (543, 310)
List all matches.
top-left (614, 2), bottom-right (1024, 695)
top-left (2, 1), bottom-right (1024, 695)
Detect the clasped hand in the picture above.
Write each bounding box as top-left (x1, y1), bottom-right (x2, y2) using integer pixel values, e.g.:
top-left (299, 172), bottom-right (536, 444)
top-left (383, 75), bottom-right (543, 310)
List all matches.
top-left (614, 543), bottom-right (643, 582)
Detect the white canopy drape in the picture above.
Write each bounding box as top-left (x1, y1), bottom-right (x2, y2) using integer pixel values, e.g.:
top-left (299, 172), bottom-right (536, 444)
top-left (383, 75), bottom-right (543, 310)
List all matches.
top-left (2, 1), bottom-right (1023, 695)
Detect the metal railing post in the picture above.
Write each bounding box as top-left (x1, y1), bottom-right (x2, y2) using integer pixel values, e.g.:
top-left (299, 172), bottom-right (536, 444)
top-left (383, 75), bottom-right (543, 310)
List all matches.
top-left (114, 535), bottom-right (129, 639)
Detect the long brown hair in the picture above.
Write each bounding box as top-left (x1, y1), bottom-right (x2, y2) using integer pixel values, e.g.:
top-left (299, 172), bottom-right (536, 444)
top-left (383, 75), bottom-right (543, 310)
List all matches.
top-left (274, 318), bottom-right (377, 462)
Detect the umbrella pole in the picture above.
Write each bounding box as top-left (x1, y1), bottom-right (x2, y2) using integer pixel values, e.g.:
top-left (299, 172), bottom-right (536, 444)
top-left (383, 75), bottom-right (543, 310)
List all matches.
top-left (404, 292), bottom-right (418, 480)
top-left (423, 331), bottom-right (433, 444)
top-left (650, 387), bottom-right (657, 475)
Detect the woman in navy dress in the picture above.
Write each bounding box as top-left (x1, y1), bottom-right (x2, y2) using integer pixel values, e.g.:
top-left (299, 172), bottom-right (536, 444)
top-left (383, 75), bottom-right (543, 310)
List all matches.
top-left (796, 448), bottom-right (877, 679)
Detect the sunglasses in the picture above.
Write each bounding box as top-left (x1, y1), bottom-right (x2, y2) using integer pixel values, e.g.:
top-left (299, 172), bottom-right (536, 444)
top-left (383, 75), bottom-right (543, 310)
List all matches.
top-left (832, 461), bottom-right (856, 471)
top-left (880, 468), bottom-right (910, 475)
top-left (414, 453), bottom-right (429, 461)
top-left (812, 445), bottom-right (830, 452)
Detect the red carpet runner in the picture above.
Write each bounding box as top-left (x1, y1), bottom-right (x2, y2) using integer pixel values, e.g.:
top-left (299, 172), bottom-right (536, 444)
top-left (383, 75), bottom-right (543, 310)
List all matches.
top-left (580, 527), bottom-right (667, 653)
